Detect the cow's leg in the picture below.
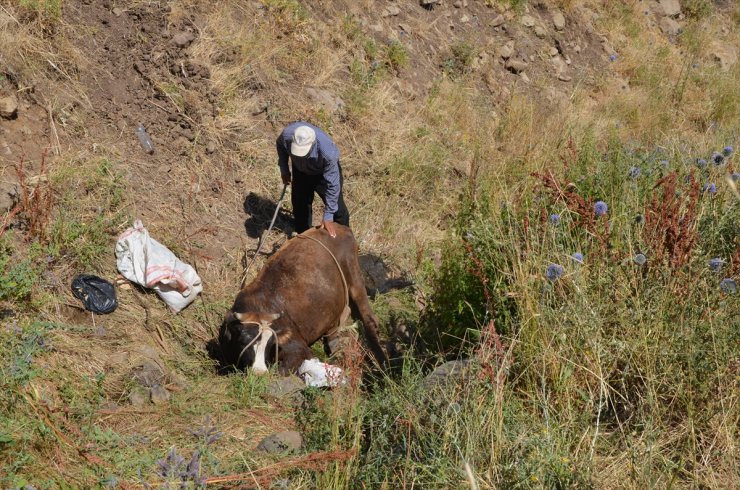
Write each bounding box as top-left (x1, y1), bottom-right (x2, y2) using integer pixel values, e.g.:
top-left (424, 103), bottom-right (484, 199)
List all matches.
top-left (346, 258), bottom-right (388, 367)
top-left (278, 339), bottom-right (314, 375)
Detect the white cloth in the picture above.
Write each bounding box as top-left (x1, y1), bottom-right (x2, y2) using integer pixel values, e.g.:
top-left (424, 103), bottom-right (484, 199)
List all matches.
top-left (298, 358), bottom-right (347, 387)
top-left (115, 220), bottom-right (203, 313)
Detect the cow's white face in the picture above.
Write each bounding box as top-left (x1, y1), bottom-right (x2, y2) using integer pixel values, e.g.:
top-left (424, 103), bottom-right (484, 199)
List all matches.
top-left (233, 312), bottom-right (280, 374)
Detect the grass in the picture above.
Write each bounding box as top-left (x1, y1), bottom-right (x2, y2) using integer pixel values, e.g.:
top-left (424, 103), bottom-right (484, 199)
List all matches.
top-left (0, 0), bottom-right (738, 488)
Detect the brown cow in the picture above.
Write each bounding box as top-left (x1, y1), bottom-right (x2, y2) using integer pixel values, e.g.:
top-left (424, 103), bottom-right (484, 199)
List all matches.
top-left (219, 225), bottom-right (387, 374)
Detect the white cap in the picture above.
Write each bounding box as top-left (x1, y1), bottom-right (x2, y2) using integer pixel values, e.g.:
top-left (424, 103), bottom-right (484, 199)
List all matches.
top-left (290, 125), bottom-right (316, 157)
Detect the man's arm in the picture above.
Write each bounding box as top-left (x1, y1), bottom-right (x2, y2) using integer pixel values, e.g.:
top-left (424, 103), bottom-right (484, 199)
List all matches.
top-left (276, 132), bottom-right (291, 178)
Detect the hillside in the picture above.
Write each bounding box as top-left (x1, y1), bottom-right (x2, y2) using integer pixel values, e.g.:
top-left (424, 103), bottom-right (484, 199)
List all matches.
top-left (1, 0), bottom-right (738, 488)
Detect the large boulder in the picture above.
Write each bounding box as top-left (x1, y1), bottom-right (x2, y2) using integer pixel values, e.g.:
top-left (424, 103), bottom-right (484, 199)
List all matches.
top-left (257, 431), bottom-right (303, 454)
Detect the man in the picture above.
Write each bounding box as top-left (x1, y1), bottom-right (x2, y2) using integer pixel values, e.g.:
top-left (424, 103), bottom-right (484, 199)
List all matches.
top-left (276, 122), bottom-right (349, 238)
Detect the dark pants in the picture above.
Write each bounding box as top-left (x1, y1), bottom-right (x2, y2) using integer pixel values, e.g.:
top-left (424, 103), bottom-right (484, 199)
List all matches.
top-left (291, 164), bottom-right (350, 233)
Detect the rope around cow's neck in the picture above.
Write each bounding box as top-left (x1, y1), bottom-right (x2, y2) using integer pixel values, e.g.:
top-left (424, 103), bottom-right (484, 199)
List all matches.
top-left (296, 232), bottom-right (350, 337)
top-left (236, 321), bottom-right (279, 370)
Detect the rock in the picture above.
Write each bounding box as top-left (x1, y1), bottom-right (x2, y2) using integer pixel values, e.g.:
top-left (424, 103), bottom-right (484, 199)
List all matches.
top-left (491, 14), bottom-right (505, 27)
top-left (382, 5), bottom-right (400, 17)
top-left (460, 14), bottom-right (470, 23)
top-left (358, 254), bottom-right (390, 294)
top-left (0, 180), bottom-right (18, 213)
top-left (505, 58), bottom-right (528, 74)
top-left (521, 15), bottom-right (536, 27)
top-left (420, 0), bottom-right (440, 7)
top-left (305, 87), bottom-right (345, 114)
top-left (520, 72), bottom-right (530, 83)
top-left (659, 0), bottom-right (681, 17)
top-left (206, 141), bottom-right (217, 154)
top-left (0, 94), bottom-right (18, 119)
top-left (150, 385), bottom-right (170, 405)
top-left (265, 376), bottom-right (305, 404)
top-left (398, 23), bottom-right (411, 34)
top-left (129, 389), bottom-right (149, 407)
top-left (498, 40), bottom-right (515, 59)
top-left (558, 73), bottom-right (572, 82)
top-left (257, 431), bottom-right (302, 454)
top-left (133, 360), bottom-right (166, 388)
top-left (112, 7), bottom-right (124, 16)
top-left (423, 360), bottom-right (471, 389)
top-left (552, 11), bottom-right (565, 30)
top-left (173, 31), bottom-right (195, 48)
top-left (534, 24), bottom-right (547, 38)
top-left (711, 44), bottom-right (737, 72)
top-left (659, 17), bottom-right (681, 36)
top-left (548, 46), bottom-right (559, 57)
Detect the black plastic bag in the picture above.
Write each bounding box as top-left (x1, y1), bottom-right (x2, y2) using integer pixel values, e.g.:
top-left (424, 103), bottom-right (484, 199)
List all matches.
top-left (71, 274), bottom-right (118, 314)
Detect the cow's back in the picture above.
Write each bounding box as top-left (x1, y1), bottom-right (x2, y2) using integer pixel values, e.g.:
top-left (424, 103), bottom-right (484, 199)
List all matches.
top-left (233, 226), bottom-right (356, 344)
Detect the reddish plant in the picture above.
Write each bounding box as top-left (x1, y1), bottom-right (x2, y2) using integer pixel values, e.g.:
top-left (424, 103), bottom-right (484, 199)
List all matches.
top-left (0, 150), bottom-right (53, 241)
top-left (643, 172), bottom-right (699, 272)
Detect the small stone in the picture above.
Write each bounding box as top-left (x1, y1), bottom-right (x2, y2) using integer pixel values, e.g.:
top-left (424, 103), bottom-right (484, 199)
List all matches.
top-left (659, 0), bottom-right (681, 17)
top-left (423, 360), bottom-right (471, 389)
top-left (382, 5), bottom-right (400, 17)
top-left (257, 431), bottom-right (303, 454)
top-left (129, 389), bottom-right (149, 407)
top-left (659, 17), bottom-right (681, 36)
top-left (0, 94), bottom-right (18, 119)
top-left (558, 73), bottom-right (572, 82)
top-left (0, 180), bottom-right (18, 213)
top-left (498, 40), bottom-right (515, 59)
top-left (711, 44), bottom-right (737, 72)
top-left (305, 87), bottom-right (345, 114)
top-left (491, 14), bottom-right (505, 27)
top-left (549, 46), bottom-right (559, 56)
top-left (265, 375), bottom-right (305, 404)
top-left (150, 385), bottom-right (170, 405)
top-left (520, 72), bottom-right (530, 83)
top-left (398, 23), bottom-right (411, 34)
top-left (574, 45), bottom-right (582, 53)
top-left (521, 15), bottom-right (536, 27)
top-left (552, 11), bottom-right (565, 30)
top-left (534, 24), bottom-right (547, 38)
top-left (206, 141), bottom-right (217, 154)
top-left (505, 58), bottom-right (528, 74)
top-left (460, 14), bottom-right (470, 23)
top-left (173, 31), bottom-right (195, 48)
top-left (112, 7), bottom-right (124, 16)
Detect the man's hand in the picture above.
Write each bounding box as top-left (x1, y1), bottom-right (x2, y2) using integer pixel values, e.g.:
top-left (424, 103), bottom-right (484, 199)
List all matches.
top-left (281, 173), bottom-right (291, 185)
top-left (321, 220), bottom-right (337, 238)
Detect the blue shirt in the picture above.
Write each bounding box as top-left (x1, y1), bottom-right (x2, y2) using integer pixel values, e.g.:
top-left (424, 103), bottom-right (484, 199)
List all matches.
top-left (276, 121), bottom-right (341, 222)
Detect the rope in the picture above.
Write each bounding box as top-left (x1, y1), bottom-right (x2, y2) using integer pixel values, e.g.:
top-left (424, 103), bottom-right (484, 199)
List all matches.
top-left (236, 321), bottom-right (279, 369)
top-left (296, 233), bottom-right (350, 338)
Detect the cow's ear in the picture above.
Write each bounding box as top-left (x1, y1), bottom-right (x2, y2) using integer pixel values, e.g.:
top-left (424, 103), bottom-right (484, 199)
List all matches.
top-left (234, 311), bottom-right (261, 324)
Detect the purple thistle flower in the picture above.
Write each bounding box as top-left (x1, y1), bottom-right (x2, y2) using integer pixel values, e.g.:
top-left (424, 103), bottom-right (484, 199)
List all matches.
top-left (549, 213), bottom-right (561, 225)
top-left (571, 252), bottom-right (584, 263)
top-left (594, 201), bottom-right (608, 216)
top-left (731, 172), bottom-right (740, 182)
top-left (660, 159), bottom-right (669, 168)
top-left (722, 146), bottom-right (733, 157)
top-left (708, 258), bottom-right (724, 272)
top-left (712, 151), bottom-right (724, 165)
top-left (696, 158), bottom-right (707, 168)
top-left (609, 54), bottom-right (617, 62)
top-left (628, 166), bottom-right (641, 178)
top-left (634, 253), bottom-right (647, 265)
top-left (703, 183), bottom-right (717, 194)
top-left (720, 278), bottom-right (737, 294)
top-left (546, 263), bottom-right (564, 281)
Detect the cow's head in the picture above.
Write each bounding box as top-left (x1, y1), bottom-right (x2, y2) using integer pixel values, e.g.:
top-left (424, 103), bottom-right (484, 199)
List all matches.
top-left (221, 311), bottom-right (280, 374)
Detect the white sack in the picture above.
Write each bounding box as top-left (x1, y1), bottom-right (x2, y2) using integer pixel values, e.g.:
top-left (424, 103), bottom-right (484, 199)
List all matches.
top-left (115, 220), bottom-right (203, 313)
top-left (298, 358), bottom-right (347, 387)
